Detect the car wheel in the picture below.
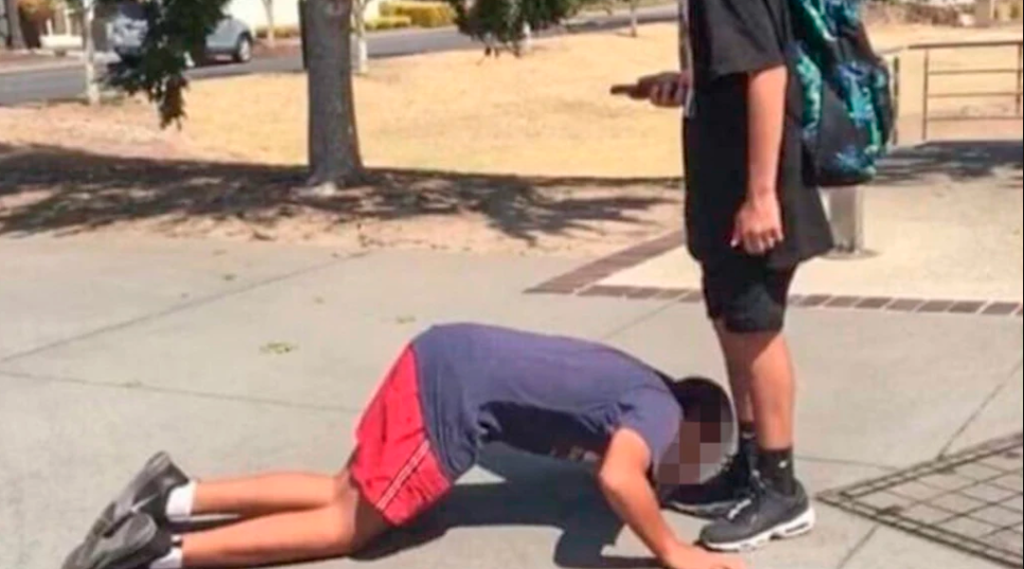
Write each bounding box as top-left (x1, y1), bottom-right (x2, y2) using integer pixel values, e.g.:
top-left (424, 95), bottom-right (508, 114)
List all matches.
top-left (233, 35), bottom-right (253, 64)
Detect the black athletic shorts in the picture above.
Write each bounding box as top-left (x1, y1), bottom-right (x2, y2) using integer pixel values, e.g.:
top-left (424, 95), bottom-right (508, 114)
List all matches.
top-left (701, 256), bottom-right (796, 334)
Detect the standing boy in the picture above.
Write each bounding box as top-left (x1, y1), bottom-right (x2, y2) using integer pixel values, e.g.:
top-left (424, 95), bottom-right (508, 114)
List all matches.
top-left (620, 0), bottom-right (833, 552)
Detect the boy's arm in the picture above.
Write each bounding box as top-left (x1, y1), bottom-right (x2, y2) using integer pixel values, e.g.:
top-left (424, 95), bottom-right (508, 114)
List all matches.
top-left (599, 429), bottom-right (744, 569)
top-left (729, 64), bottom-right (788, 254)
top-left (746, 65), bottom-right (788, 201)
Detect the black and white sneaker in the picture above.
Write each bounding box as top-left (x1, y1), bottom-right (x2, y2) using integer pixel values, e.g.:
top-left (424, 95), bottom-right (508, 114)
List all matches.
top-left (663, 452), bottom-right (754, 518)
top-left (90, 452), bottom-right (189, 537)
top-left (63, 512), bottom-right (173, 569)
top-left (698, 480), bottom-right (816, 552)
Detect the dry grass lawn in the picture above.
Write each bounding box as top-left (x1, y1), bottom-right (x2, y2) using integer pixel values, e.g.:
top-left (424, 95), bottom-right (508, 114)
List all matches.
top-left (1, 21), bottom-right (1021, 255)
top-left (141, 23), bottom-right (1024, 175)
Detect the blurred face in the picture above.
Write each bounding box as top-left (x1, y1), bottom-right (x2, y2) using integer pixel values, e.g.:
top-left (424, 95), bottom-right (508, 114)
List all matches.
top-left (654, 417), bottom-right (730, 487)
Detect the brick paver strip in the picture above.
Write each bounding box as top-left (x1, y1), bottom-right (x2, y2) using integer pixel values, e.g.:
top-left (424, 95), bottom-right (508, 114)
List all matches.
top-left (578, 285), bottom-right (633, 297)
top-left (856, 297), bottom-right (894, 310)
top-left (677, 290), bottom-right (703, 303)
top-left (982, 302), bottom-right (1020, 316)
top-left (525, 231), bottom-right (683, 294)
top-left (826, 296), bottom-right (861, 308)
top-left (888, 298), bottom-right (926, 312)
top-left (525, 233), bottom-right (1021, 319)
top-left (919, 300), bottom-right (957, 313)
top-left (624, 287), bottom-right (663, 299)
top-left (798, 294), bottom-right (831, 308)
top-left (949, 301), bottom-right (986, 315)
top-left (654, 288), bottom-right (689, 300)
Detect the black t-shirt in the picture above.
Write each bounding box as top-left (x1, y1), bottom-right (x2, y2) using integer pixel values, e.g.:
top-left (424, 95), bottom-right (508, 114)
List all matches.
top-left (680, 0), bottom-right (833, 268)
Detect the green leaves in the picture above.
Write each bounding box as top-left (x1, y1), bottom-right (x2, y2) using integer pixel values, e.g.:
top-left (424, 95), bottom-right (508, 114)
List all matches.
top-left (101, 0), bottom-right (230, 127)
top-left (444, 0), bottom-right (585, 54)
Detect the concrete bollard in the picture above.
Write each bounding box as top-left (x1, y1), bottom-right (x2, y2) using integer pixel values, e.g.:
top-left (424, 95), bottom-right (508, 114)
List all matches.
top-left (825, 186), bottom-right (873, 258)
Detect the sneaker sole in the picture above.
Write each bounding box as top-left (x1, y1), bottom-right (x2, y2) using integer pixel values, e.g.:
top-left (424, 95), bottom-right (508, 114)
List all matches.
top-left (701, 507), bottom-right (817, 553)
top-left (90, 452), bottom-right (180, 536)
top-left (67, 514), bottom-right (166, 569)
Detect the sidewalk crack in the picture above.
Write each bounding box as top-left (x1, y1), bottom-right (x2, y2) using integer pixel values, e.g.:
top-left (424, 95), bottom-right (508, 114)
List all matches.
top-left (0, 252), bottom-right (361, 365)
top-left (938, 357), bottom-right (1023, 458)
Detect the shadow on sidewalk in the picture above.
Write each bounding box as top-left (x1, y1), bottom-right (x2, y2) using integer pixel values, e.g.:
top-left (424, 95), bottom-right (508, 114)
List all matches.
top-left (0, 143), bottom-right (678, 245)
top-left (353, 444), bottom-right (656, 569)
top-left (875, 140), bottom-right (1023, 186)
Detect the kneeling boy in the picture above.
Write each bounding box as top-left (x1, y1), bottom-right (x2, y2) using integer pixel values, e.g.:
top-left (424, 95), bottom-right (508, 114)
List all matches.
top-left (64, 323), bottom-right (745, 569)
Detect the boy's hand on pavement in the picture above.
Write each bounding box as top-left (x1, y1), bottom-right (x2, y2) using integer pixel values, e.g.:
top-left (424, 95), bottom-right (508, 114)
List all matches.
top-left (662, 544), bottom-right (748, 569)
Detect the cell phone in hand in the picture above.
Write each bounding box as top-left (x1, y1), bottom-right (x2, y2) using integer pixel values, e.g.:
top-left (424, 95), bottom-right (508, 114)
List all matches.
top-left (609, 83), bottom-right (648, 98)
top-left (609, 80), bottom-right (682, 101)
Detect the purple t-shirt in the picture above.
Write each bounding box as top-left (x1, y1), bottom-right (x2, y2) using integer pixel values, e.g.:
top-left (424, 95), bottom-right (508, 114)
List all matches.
top-left (411, 323), bottom-right (682, 480)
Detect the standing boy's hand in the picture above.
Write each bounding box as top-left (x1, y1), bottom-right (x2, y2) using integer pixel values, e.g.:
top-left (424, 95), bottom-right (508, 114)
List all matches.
top-left (644, 71), bottom-right (691, 107)
top-left (731, 193), bottom-right (784, 256)
top-left (612, 72), bottom-right (691, 107)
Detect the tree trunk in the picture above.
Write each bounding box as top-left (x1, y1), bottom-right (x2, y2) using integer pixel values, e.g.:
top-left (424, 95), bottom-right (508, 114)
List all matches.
top-left (83, 1), bottom-right (100, 105)
top-left (3, 0), bottom-right (25, 49)
top-left (629, 0), bottom-right (638, 37)
top-left (520, 21), bottom-right (531, 54)
top-left (353, 0), bottom-right (368, 75)
top-left (304, 0), bottom-right (363, 192)
top-left (263, 0), bottom-right (276, 48)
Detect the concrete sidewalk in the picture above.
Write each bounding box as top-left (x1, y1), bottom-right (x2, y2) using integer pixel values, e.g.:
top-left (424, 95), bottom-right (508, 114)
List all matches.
top-left (0, 234), bottom-right (1020, 569)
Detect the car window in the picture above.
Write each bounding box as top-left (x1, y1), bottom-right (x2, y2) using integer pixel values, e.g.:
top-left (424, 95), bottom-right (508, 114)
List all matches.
top-left (116, 2), bottom-right (146, 19)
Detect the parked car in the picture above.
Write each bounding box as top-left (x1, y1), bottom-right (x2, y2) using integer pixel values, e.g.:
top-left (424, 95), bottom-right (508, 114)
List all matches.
top-left (107, 2), bottom-right (254, 65)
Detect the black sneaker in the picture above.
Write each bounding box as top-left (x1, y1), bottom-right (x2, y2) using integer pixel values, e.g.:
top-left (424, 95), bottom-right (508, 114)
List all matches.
top-left (63, 512), bottom-right (173, 569)
top-left (663, 450), bottom-right (754, 518)
top-left (89, 452), bottom-right (189, 537)
top-left (698, 479), bottom-right (816, 552)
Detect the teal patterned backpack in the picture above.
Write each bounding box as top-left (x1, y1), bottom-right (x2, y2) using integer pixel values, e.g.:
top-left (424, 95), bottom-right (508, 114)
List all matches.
top-left (788, 0), bottom-right (895, 187)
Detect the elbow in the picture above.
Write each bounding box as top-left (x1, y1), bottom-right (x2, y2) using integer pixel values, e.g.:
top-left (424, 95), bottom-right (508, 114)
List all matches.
top-left (597, 467), bottom-right (631, 497)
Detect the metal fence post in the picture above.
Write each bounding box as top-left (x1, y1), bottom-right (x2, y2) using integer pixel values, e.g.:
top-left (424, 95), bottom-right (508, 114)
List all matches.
top-left (299, 0), bottom-right (309, 70)
top-left (1015, 42), bottom-right (1022, 116)
top-left (827, 187), bottom-right (865, 256)
top-left (921, 48), bottom-right (930, 142)
top-left (892, 52), bottom-right (901, 146)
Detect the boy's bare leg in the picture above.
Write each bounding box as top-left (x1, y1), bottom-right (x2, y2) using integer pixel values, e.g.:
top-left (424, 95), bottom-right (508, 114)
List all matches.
top-left (716, 322), bottom-right (757, 430)
top-left (180, 468), bottom-right (389, 568)
top-left (715, 325), bottom-right (795, 451)
top-left (192, 473), bottom-right (341, 519)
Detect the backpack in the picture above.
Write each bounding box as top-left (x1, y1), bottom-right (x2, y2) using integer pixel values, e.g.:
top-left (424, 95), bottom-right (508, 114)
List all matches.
top-left (787, 0), bottom-right (895, 187)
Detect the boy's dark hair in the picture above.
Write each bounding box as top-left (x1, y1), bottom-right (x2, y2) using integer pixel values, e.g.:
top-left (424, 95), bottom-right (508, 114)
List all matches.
top-left (667, 376), bottom-right (736, 442)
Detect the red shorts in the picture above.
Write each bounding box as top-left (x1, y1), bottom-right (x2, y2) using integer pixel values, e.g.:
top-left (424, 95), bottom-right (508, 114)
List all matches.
top-left (350, 345), bottom-right (452, 526)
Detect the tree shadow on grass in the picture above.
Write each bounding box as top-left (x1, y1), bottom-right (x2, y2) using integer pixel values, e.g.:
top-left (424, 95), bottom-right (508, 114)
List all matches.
top-left (0, 143), bottom-right (679, 245)
top-left (352, 444), bottom-right (657, 569)
top-left (873, 140), bottom-right (1023, 186)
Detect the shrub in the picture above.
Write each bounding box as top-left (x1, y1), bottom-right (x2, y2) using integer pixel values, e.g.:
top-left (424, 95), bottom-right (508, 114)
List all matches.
top-left (444, 0), bottom-right (580, 53)
top-left (380, 1), bottom-right (456, 28)
top-left (254, 25), bottom-right (302, 39)
top-left (366, 14), bottom-right (414, 30)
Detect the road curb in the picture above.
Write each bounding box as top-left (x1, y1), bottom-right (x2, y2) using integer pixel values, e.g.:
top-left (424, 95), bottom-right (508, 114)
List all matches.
top-left (0, 59), bottom-right (82, 77)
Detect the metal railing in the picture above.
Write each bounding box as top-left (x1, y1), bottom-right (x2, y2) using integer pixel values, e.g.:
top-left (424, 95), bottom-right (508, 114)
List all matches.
top-left (828, 40), bottom-right (1022, 257)
top-left (907, 39), bottom-right (1023, 142)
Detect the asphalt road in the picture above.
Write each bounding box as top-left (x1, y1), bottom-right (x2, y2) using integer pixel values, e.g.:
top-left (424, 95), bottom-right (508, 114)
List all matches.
top-left (0, 6), bottom-right (676, 107)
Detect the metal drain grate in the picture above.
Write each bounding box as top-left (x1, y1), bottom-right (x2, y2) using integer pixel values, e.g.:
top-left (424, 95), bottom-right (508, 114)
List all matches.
top-left (819, 433), bottom-right (1023, 567)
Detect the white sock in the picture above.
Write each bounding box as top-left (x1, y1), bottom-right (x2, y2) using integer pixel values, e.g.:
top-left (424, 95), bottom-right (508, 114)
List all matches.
top-left (165, 482), bottom-right (196, 522)
top-left (150, 546), bottom-right (183, 569)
